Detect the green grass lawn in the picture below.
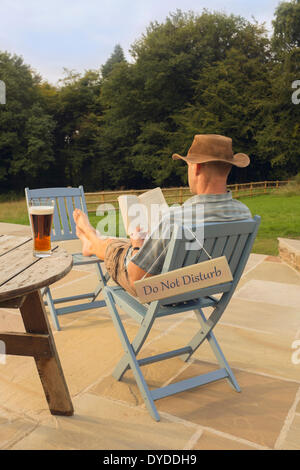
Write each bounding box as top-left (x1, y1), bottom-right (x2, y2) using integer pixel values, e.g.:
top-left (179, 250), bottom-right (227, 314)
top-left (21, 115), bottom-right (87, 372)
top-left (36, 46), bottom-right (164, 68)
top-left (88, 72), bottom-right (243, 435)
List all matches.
top-left (238, 194), bottom-right (300, 255)
top-left (1, 193), bottom-right (299, 256)
top-left (89, 210), bottom-right (127, 238)
top-left (0, 199), bottom-right (29, 225)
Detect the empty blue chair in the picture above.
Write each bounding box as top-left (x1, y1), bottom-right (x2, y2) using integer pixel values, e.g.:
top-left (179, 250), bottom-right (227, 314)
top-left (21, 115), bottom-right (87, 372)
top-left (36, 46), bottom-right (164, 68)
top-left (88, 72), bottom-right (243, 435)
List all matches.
top-left (103, 216), bottom-right (261, 421)
top-left (25, 186), bottom-right (108, 330)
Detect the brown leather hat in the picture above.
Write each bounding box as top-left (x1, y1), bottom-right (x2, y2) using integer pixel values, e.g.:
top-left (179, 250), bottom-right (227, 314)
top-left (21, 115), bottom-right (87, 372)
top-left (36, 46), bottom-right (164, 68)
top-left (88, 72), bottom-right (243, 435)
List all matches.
top-left (172, 134), bottom-right (250, 168)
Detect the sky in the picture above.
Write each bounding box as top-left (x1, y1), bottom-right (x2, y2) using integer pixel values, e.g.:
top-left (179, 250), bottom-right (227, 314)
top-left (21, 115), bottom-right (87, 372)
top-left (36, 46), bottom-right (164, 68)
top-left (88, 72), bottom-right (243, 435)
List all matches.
top-left (0, 0), bottom-right (281, 84)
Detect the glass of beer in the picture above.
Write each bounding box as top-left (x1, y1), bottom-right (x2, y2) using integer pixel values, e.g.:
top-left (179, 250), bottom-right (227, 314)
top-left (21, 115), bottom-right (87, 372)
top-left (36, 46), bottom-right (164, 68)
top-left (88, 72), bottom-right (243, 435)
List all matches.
top-left (28, 199), bottom-right (55, 258)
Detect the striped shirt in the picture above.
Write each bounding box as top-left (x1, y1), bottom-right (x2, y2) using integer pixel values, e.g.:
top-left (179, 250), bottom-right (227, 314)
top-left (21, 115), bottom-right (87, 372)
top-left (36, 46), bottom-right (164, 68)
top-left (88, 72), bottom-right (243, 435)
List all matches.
top-left (130, 191), bottom-right (252, 275)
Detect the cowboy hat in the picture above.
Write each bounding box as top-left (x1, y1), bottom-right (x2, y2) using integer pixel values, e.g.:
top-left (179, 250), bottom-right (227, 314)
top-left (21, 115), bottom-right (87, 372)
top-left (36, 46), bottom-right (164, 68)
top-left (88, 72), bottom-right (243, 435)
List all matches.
top-left (172, 134), bottom-right (250, 168)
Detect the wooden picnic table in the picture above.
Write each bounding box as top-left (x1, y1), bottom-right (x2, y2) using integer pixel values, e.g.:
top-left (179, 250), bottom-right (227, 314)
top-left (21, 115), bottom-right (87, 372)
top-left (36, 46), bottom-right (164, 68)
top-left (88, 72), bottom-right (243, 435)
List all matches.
top-left (0, 234), bottom-right (74, 416)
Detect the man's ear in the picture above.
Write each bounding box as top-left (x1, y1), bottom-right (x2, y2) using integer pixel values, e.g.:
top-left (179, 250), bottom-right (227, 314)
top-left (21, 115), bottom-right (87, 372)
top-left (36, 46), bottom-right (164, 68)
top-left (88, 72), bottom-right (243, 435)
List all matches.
top-left (195, 163), bottom-right (202, 176)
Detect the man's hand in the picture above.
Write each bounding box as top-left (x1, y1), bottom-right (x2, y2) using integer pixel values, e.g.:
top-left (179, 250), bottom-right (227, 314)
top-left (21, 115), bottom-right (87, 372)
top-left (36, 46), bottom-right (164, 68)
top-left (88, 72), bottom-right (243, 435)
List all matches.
top-left (127, 226), bottom-right (150, 290)
top-left (129, 226), bottom-right (147, 249)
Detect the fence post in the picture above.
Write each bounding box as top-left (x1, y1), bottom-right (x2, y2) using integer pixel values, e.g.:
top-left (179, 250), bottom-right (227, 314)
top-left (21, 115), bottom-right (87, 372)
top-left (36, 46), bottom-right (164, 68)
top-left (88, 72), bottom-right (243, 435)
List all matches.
top-left (179, 187), bottom-right (183, 205)
top-left (235, 184), bottom-right (239, 198)
top-left (250, 183), bottom-right (253, 197)
top-left (264, 181), bottom-right (267, 194)
top-left (276, 180), bottom-right (279, 189)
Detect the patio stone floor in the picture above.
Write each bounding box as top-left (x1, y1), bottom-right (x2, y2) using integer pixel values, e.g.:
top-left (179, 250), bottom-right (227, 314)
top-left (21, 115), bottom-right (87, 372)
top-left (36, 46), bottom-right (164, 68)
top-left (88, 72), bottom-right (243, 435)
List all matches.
top-left (0, 224), bottom-right (300, 450)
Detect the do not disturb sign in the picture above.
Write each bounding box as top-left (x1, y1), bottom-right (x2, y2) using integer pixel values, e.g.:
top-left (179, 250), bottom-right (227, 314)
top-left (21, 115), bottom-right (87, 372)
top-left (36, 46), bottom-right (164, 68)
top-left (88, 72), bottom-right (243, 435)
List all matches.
top-left (134, 256), bottom-right (233, 303)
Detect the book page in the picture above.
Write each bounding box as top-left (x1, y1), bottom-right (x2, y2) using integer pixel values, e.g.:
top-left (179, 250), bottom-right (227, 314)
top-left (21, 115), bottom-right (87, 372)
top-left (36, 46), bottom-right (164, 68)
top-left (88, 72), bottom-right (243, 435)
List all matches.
top-left (118, 194), bottom-right (143, 235)
top-left (118, 188), bottom-right (169, 236)
top-left (138, 187), bottom-right (169, 234)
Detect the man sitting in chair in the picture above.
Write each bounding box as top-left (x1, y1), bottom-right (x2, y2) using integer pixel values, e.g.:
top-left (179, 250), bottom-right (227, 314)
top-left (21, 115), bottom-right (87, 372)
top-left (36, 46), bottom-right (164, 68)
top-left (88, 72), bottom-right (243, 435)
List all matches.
top-left (73, 134), bottom-right (251, 296)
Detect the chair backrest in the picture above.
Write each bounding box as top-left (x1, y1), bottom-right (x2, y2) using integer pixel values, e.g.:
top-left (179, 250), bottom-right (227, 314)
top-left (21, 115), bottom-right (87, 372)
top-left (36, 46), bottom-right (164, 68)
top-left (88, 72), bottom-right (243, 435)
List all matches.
top-left (157, 216), bottom-right (260, 306)
top-left (25, 186), bottom-right (88, 241)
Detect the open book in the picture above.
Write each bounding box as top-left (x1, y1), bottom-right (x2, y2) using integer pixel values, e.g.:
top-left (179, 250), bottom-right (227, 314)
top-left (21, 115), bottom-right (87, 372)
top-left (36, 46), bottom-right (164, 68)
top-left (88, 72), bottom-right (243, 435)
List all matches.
top-left (118, 187), bottom-right (169, 236)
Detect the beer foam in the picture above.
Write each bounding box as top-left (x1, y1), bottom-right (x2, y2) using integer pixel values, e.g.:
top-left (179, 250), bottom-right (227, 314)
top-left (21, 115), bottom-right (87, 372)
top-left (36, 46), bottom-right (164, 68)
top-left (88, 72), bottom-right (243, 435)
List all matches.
top-left (29, 205), bottom-right (54, 215)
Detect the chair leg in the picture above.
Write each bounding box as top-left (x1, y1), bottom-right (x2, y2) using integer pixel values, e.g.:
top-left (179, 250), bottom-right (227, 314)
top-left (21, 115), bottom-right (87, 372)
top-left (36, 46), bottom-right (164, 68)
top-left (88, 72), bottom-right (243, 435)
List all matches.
top-left (208, 331), bottom-right (241, 392)
top-left (111, 305), bottom-right (157, 382)
top-left (180, 315), bottom-right (212, 363)
top-left (43, 287), bottom-right (61, 331)
top-left (182, 308), bottom-right (240, 392)
top-left (196, 309), bottom-right (240, 391)
top-left (90, 262), bottom-right (109, 301)
top-left (42, 262), bottom-right (109, 331)
top-left (104, 290), bottom-right (160, 421)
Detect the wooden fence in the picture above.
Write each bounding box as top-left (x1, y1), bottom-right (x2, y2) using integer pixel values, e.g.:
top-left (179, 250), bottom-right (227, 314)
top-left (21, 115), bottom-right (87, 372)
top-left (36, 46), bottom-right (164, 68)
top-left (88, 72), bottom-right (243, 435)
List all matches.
top-left (85, 180), bottom-right (289, 212)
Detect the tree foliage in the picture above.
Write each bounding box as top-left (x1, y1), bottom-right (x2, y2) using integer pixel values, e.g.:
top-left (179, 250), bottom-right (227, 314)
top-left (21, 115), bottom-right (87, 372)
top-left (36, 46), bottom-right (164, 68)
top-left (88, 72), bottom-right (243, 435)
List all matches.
top-left (101, 44), bottom-right (126, 79)
top-left (272, 0), bottom-right (300, 55)
top-left (0, 2), bottom-right (299, 194)
top-left (0, 52), bottom-right (56, 190)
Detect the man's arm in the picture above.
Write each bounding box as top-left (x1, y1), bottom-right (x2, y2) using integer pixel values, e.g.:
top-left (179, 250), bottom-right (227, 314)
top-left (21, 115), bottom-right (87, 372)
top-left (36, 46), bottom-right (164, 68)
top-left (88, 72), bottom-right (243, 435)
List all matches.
top-left (127, 261), bottom-right (152, 290)
top-left (127, 227), bottom-right (152, 290)
top-left (127, 218), bottom-right (172, 291)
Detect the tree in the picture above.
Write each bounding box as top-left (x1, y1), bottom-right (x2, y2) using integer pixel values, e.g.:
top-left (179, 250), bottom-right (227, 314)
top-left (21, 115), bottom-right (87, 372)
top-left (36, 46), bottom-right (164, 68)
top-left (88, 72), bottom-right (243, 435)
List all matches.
top-left (10, 103), bottom-right (55, 185)
top-left (98, 61), bottom-right (144, 188)
top-left (272, 0), bottom-right (300, 56)
top-left (53, 69), bottom-right (103, 188)
top-left (101, 44), bottom-right (126, 79)
top-left (168, 33), bottom-right (272, 183)
top-left (104, 10), bottom-right (272, 186)
top-left (256, 0), bottom-right (300, 178)
top-left (0, 51), bottom-right (56, 191)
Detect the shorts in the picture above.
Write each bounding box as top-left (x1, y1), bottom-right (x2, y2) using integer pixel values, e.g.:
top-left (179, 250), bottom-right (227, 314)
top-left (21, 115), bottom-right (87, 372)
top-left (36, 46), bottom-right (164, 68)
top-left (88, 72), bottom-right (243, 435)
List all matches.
top-left (104, 239), bottom-right (137, 297)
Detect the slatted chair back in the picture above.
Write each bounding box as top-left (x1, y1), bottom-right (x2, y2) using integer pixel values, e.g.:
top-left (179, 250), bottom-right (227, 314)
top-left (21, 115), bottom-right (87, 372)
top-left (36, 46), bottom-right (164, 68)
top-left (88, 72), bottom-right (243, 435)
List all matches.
top-left (157, 217), bottom-right (260, 306)
top-left (25, 186), bottom-right (88, 242)
top-left (24, 185), bottom-right (108, 331)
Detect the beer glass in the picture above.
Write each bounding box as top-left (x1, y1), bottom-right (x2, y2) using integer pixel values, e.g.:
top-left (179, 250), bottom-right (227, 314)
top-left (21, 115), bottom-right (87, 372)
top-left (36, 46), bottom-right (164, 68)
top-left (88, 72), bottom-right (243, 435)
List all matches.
top-left (28, 199), bottom-right (55, 258)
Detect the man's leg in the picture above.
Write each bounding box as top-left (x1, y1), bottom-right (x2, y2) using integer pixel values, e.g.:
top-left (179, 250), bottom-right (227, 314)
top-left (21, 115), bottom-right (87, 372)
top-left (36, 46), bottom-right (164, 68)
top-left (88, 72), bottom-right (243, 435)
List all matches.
top-left (73, 209), bottom-right (135, 295)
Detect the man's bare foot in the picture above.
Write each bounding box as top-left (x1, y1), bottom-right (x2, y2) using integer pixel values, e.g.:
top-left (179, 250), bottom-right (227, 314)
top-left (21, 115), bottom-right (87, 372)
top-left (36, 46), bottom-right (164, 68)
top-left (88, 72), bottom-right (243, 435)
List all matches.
top-left (73, 209), bottom-right (95, 238)
top-left (73, 209), bottom-right (97, 256)
top-left (76, 226), bottom-right (93, 257)
top-left (73, 208), bottom-right (114, 261)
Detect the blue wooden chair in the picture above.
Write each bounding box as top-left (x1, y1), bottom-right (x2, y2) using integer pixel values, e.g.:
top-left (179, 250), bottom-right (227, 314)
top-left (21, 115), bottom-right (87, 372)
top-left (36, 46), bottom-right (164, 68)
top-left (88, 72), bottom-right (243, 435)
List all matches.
top-left (25, 186), bottom-right (108, 330)
top-left (102, 216), bottom-right (261, 421)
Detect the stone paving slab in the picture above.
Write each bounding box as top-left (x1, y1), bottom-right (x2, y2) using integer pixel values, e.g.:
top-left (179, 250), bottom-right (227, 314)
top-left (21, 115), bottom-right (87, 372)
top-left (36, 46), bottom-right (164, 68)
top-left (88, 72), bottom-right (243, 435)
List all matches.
top-left (280, 413), bottom-right (300, 450)
top-left (0, 308), bottom-right (25, 333)
top-left (155, 361), bottom-right (299, 449)
top-left (0, 406), bottom-right (37, 450)
top-left (10, 394), bottom-right (197, 450)
top-left (47, 270), bottom-right (113, 329)
top-left (238, 259), bottom-right (300, 289)
top-left (40, 312), bottom-right (158, 399)
top-left (278, 238), bottom-right (300, 273)
top-left (193, 430), bottom-right (258, 450)
top-left (90, 353), bottom-right (188, 408)
top-left (0, 309), bottom-right (162, 418)
top-left (0, 354), bottom-right (47, 417)
top-left (242, 253), bottom-right (267, 274)
top-left (89, 338), bottom-right (300, 448)
top-left (140, 295), bottom-right (300, 342)
top-left (49, 268), bottom-right (89, 290)
top-left (236, 279), bottom-right (300, 309)
top-left (140, 304), bottom-right (300, 381)
top-left (217, 298), bottom-right (300, 337)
